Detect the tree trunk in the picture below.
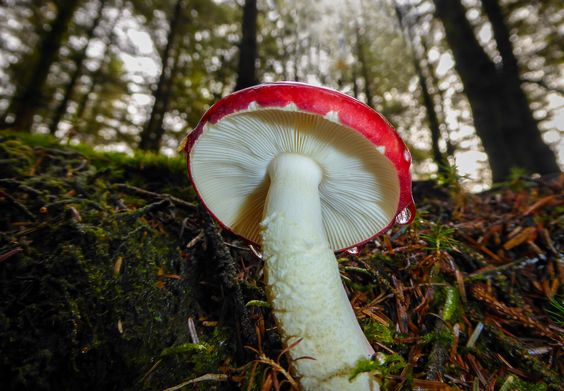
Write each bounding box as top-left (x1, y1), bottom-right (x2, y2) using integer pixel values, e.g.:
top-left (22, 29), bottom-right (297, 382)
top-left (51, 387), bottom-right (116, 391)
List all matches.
top-left (69, 7), bottom-right (122, 141)
top-left (49, 0), bottom-right (106, 136)
top-left (354, 22), bottom-right (373, 108)
top-left (292, 16), bottom-right (300, 82)
top-left (1, 0), bottom-right (81, 132)
top-left (394, 3), bottom-right (448, 173)
top-left (420, 37), bottom-right (455, 159)
top-left (432, 0), bottom-right (560, 182)
top-left (138, 0), bottom-right (183, 151)
top-left (479, 0), bottom-right (559, 176)
top-left (234, 0), bottom-right (258, 91)
top-left (351, 64), bottom-right (359, 100)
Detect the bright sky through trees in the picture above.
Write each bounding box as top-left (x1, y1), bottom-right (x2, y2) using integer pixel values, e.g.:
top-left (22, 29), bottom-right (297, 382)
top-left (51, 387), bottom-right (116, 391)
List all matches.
top-left (0, 0), bottom-right (561, 190)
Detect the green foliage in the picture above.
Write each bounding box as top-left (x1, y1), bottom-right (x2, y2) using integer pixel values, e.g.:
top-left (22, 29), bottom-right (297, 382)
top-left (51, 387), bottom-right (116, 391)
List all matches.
top-left (419, 328), bottom-right (454, 346)
top-left (349, 354), bottom-right (407, 387)
top-left (245, 300), bottom-right (271, 308)
top-left (442, 285), bottom-right (461, 322)
top-left (420, 223), bottom-right (460, 253)
top-left (546, 296), bottom-right (564, 326)
top-left (493, 167), bottom-right (530, 192)
top-left (436, 162), bottom-right (461, 189)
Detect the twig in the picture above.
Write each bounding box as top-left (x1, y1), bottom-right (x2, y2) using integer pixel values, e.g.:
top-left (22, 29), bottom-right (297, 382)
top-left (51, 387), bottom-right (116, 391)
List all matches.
top-left (43, 198), bottom-right (103, 210)
top-left (482, 324), bottom-right (564, 390)
top-left (119, 199), bottom-right (172, 220)
top-left (466, 257), bottom-right (542, 281)
top-left (466, 322), bottom-right (484, 349)
top-left (138, 359), bottom-right (162, 385)
top-left (224, 241), bottom-right (251, 252)
top-left (426, 321), bottom-right (451, 381)
top-left (35, 146), bottom-right (84, 157)
top-left (0, 178), bottom-right (44, 196)
top-left (0, 190), bottom-right (36, 220)
top-left (187, 317), bottom-right (199, 344)
top-left (161, 373), bottom-right (228, 391)
top-left (112, 183), bottom-right (196, 210)
top-left (0, 247), bottom-right (24, 263)
top-left (186, 231), bottom-right (204, 248)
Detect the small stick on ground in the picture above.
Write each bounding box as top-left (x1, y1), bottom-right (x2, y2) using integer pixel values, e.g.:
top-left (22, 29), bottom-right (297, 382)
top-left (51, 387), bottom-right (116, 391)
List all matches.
top-left (112, 183), bottom-right (196, 210)
top-left (0, 190), bottom-right (36, 220)
top-left (162, 373), bottom-right (228, 391)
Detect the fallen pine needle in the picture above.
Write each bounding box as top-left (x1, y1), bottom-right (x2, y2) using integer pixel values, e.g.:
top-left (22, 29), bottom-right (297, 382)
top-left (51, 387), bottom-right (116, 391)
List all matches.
top-left (162, 373), bottom-right (228, 391)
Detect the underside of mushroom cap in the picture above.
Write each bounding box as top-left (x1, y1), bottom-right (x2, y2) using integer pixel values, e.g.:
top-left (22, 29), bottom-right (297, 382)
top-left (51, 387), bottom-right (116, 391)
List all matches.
top-left (186, 82), bottom-right (415, 251)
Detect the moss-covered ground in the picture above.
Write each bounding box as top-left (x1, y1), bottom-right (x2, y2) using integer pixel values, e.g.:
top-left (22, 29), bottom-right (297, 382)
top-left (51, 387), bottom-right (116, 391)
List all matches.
top-left (1, 133), bottom-right (563, 390)
top-left (0, 133), bottom-right (236, 390)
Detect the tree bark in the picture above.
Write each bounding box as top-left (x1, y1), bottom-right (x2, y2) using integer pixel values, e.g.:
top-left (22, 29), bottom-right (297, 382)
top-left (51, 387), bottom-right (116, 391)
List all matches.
top-left (138, 0), bottom-right (183, 151)
top-left (432, 0), bottom-right (560, 182)
top-left (49, 0), bottom-right (106, 136)
top-left (351, 64), bottom-right (359, 100)
top-left (479, 0), bottom-right (559, 176)
top-left (292, 23), bottom-right (300, 82)
top-left (1, 0), bottom-right (81, 132)
top-left (420, 37), bottom-right (455, 159)
top-left (234, 0), bottom-right (258, 91)
top-left (70, 6), bottom-right (122, 140)
top-left (394, 3), bottom-right (448, 173)
top-left (354, 22), bottom-right (373, 108)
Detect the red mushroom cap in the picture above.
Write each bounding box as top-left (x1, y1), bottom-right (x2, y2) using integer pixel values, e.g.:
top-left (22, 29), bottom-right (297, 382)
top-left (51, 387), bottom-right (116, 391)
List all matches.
top-left (185, 82), bottom-right (415, 251)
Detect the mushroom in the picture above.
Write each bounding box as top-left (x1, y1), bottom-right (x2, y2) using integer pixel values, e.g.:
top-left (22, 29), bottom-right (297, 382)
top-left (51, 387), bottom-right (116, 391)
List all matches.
top-left (184, 82), bottom-right (415, 390)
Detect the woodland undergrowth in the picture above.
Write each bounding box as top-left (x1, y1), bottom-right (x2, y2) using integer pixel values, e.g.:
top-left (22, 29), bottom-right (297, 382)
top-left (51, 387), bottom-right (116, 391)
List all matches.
top-left (0, 133), bottom-right (562, 391)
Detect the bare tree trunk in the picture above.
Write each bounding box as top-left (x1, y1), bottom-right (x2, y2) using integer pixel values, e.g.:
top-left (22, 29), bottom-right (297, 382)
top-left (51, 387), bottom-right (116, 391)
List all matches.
top-left (71, 6), bottom-right (122, 139)
top-left (292, 22), bottom-right (300, 82)
top-left (420, 37), bottom-right (455, 159)
top-left (433, 0), bottom-right (560, 182)
top-left (138, 0), bottom-right (183, 151)
top-left (394, 3), bottom-right (447, 173)
top-left (140, 44), bottom-right (181, 152)
top-left (479, 0), bottom-right (559, 176)
top-left (355, 0), bottom-right (373, 108)
top-left (281, 41), bottom-right (289, 81)
top-left (1, 0), bottom-right (81, 132)
top-left (315, 43), bottom-right (327, 85)
top-left (354, 22), bottom-right (373, 108)
top-left (351, 64), bottom-right (359, 100)
top-left (234, 0), bottom-right (258, 91)
top-left (49, 0), bottom-right (106, 135)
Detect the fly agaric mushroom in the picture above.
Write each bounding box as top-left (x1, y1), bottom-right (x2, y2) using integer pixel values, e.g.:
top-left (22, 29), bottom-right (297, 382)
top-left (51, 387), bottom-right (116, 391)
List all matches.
top-left (184, 82), bottom-right (415, 390)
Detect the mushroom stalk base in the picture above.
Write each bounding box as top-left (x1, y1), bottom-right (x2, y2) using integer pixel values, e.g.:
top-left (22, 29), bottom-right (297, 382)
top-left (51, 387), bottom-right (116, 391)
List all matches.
top-left (261, 153), bottom-right (379, 391)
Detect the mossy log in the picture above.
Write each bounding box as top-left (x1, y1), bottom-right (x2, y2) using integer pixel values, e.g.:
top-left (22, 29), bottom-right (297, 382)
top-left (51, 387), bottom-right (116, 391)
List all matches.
top-left (0, 134), bottom-right (245, 390)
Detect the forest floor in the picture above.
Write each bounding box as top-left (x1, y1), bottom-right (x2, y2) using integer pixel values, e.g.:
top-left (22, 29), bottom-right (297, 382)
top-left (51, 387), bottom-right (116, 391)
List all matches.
top-left (0, 132), bottom-right (562, 391)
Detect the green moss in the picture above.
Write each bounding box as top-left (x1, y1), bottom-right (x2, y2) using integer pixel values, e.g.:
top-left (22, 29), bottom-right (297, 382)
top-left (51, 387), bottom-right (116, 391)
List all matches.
top-left (350, 354), bottom-right (408, 390)
top-left (363, 322), bottom-right (394, 344)
top-left (0, 134), bottom-right (228, 390)
top-left (442, 285), bottom-right (461, 322)
top-left (420, 328), bottom-right (454, 346)
top-left (499, 375), bottom-right (548, 391)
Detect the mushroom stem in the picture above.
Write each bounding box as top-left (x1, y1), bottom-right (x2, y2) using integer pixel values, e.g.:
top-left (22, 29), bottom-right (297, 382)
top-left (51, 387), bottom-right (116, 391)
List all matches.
top-left (261, 153), bottom-right (379, 391)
